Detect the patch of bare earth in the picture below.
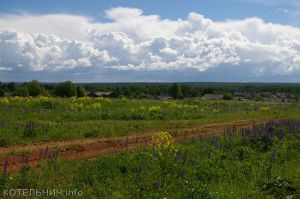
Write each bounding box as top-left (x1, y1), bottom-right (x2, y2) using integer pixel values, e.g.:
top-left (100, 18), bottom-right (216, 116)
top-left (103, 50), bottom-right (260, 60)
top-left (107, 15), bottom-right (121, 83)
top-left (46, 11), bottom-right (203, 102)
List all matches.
top-left (0, 119), bottom-right (265, 173)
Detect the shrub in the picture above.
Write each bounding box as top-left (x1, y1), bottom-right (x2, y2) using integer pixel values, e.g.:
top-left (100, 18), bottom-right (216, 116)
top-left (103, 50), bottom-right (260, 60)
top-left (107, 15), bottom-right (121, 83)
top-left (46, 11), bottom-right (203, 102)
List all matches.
top-left (168, 83), bottom-right (183, 99)
top-left (26, 80), bottom-right (41, 97)
top-left (77, 86), bottom-right (86, 97)
top-left (0, 89), bottom-right (4, 97)
top-left (223, 93), bottom-right (233, 100)
top-left (54, 81), bottom-right (77, 97)
top-left (15, 86), bottom-right (29, 97)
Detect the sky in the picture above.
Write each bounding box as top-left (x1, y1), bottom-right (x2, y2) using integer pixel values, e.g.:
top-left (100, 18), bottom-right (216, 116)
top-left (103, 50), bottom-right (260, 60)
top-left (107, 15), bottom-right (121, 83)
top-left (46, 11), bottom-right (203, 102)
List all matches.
top-left (0, 0), bottom-right (300, 82)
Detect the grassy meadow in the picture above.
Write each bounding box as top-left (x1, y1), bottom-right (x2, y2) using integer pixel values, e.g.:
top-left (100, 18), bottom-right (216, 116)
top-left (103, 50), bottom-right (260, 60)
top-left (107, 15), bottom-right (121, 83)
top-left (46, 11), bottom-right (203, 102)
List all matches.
top-left (1, 120), bottom-right (299, 198)
top-left (0, 96), bottom-right (300, 146)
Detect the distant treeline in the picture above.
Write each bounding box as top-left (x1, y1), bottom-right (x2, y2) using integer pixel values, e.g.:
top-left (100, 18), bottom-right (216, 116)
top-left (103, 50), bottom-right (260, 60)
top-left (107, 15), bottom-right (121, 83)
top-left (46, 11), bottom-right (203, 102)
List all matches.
top-left (85, 82), bottom-right (300, 98)
top-left (0, 81), bottom-right (300, 99)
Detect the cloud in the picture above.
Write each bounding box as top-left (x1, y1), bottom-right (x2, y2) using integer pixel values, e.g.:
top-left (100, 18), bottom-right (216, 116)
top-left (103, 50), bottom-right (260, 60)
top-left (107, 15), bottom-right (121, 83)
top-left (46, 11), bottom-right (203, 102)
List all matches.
top-left (0, 66), bottom-right (12, 71)
top-left (0, 13), bottom-right (94, 40)
top-left (0, 7), bottom-right (300, 82)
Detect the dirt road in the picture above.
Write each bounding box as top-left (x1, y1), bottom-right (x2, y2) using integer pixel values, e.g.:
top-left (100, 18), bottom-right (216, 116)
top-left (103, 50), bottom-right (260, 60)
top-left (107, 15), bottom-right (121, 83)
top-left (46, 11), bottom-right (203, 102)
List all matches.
top-left (0, 119), bottom-right (263, 173)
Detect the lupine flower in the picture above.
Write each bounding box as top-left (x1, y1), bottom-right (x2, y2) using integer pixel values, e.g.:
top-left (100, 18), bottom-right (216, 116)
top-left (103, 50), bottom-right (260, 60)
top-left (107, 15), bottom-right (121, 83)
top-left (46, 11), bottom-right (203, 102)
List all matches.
top-left (43, 146), bottom-right (49, 159)
top-left (125, 137), bottom-right (129, 151)
top-left (269, 149), bottom-right (276, 162)
top-left (135, 166), bottom-right (142, 183)
top-left (155, 180), bottom-right (161, 188)
top-left (3, 160), bottom-right (8, 175)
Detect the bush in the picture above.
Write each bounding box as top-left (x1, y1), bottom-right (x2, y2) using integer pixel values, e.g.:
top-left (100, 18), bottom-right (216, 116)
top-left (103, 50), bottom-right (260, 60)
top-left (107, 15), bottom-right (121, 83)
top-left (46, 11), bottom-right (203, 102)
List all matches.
top-left (168, 83), bottom-right (182, 99)
top-left (223, 93), bottom-right (233, 100)
top-left (54, 81), bottom-right (77, 97)
top-left (26, 80), bottom-right (41, 97)
top-left (15, 86), bottom-right (29, 97)
top-left (0, 89), bottom-right (4, 97)
top-left (77, 86), bottom-right (86, 97)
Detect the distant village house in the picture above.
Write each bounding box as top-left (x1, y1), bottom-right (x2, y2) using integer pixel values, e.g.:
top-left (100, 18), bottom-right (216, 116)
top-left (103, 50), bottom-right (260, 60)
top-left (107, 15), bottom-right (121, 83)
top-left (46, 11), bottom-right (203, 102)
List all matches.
top-left (201, 94), bottom-right (223, 100)
top-left (87, 91), bottom-right (114, 98)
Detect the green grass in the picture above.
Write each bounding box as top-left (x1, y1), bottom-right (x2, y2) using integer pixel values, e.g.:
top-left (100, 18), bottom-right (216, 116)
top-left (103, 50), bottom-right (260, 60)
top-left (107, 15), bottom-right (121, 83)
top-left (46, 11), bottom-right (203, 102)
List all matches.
top-left (1, 121), bottom-right (299, 198)
top-left (0, 96), bottom-right (300, 146)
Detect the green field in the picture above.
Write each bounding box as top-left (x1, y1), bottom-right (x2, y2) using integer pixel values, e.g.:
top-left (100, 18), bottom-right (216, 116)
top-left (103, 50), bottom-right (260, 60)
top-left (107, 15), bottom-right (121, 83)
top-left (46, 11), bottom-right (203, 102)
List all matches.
top-left (1, 120), bottom-right (300, 198)
top-left (0, 97), bottom-right (300, 146)
top-left (1, 97), bottom-right (300, 198)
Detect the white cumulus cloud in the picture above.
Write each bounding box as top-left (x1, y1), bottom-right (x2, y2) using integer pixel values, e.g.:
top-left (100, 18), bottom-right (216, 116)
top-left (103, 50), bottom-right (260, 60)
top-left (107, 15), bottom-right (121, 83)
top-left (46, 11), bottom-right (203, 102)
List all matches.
top-left (0, 7), bottom-right (300, 81)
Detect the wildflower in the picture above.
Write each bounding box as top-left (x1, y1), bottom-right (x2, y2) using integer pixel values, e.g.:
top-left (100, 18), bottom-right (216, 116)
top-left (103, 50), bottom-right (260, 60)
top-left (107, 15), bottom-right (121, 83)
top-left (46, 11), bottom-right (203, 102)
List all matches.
top-left (104, 98), bottom-right (112, 103)
top-left (260, 106), bottom-right (270, 112)
top-left (70, 96), bottom-right (77, 101)
top-left (37, 96), bottom-right (49, 102)
top-left (151, 131), bottom-right (178, 156)
top-left (148, 106), bottom-right (161, 112)
top-left (140, 106), bottom-right (146, 110)
top-left (0, 98), bottom-right (9, 106)
top-left (135, 166), bottom-right (142, 183)
top-left (70, 102), bottom-right (84, 111)
top-left (213, 109), bottom-right (219, 113)
top-left (269, 148), bottom-right (276, 162)
top-left (169, 102), bottom-right (182, 109)
top-left (155, 180), bottom-right (161, 188)
top-left (12, 96), bottom-right (21, 100)
top-left (91, 103), bottom-right (101, 110)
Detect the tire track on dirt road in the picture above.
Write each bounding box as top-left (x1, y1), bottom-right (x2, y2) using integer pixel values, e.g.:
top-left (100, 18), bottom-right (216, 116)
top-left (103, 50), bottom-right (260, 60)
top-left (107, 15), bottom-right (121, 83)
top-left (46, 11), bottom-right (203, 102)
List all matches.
top-left (0, 119), bottom-right (265, 173)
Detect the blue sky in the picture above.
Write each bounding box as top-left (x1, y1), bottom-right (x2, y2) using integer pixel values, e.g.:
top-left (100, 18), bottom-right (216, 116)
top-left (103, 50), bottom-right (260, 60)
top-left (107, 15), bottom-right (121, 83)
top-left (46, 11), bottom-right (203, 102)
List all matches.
top-left (0, 0), bottom-right (298, 25)
top-left (0, 0), bottom-right (300, 82)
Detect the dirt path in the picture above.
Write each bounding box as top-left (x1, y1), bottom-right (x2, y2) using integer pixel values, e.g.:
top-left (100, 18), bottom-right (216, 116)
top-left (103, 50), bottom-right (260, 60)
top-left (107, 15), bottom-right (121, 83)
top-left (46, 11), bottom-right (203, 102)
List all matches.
top-left (0, 119), bottom-right (264, 173)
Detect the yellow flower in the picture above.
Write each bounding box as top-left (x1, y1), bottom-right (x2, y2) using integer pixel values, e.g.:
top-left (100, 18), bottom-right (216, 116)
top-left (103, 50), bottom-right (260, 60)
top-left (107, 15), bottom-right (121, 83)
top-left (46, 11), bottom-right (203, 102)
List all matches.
top-left (37, 96), bottom-right (49, 102)
top-left (13, 96), bottom-right (21, 100)
top-left (104, 98), bottom-right (112, 103)
top-left (140, 106), bottom-right (146, 110)
top-left (260, 106), bottom-right (270, 112)
top-left (91, 103), bottom-right (101, 110)
top-left (148, 106), bottom-right (161, 112)
top-left (70, 102), bottom-right (84, 111)
top-left (151, 131), bottom-right (178, 156)
top-left (0, 98), bottom-right (9, 106)
top-left (70, 96), bottom-right (77, 101)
